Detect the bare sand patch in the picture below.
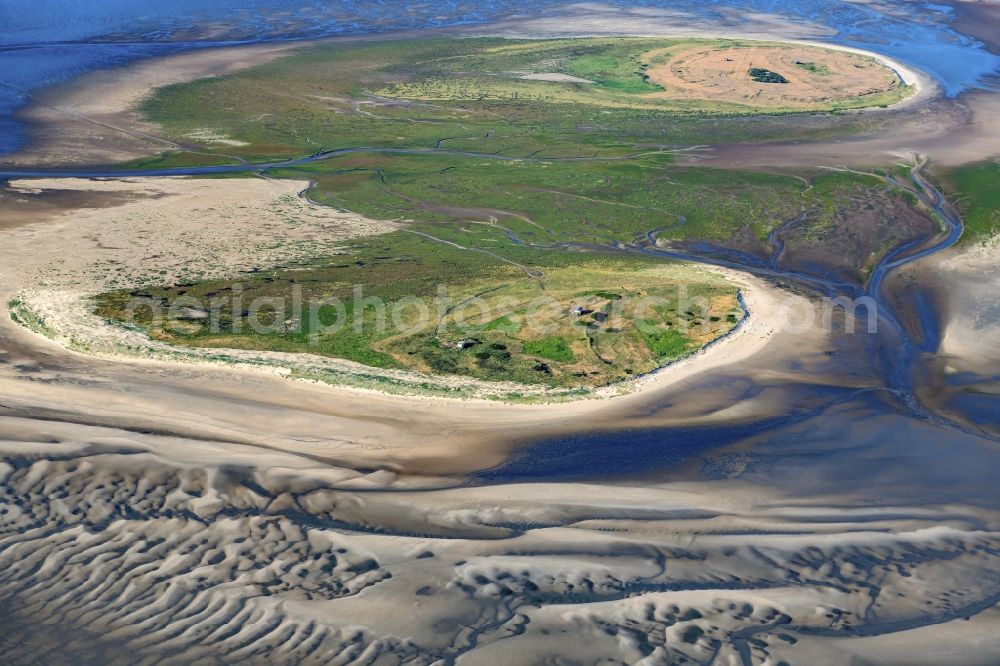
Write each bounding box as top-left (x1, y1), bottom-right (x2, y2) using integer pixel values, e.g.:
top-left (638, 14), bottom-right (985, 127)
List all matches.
top-left (2, 176), bottom-right (394, 291)
top-left (930, 238), bottom-right (1000, 370)
top-left (518, 72), bottom-right (595, 83)
top-left (182, 128), bottom-right (251, 147)
top-left (644, 42), bottom-right (903, 110)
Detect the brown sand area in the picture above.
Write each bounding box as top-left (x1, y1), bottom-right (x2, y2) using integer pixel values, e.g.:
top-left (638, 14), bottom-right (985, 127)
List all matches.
top-left (645, 43), bottom-right (901, 109)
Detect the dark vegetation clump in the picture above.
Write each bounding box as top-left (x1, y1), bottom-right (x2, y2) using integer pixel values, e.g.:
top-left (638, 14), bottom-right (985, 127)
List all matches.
top-left (749, 67), bottom-right (789, 84)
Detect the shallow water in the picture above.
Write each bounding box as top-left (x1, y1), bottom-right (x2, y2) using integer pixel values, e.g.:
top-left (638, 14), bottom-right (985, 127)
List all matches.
top-left (473, 391), bottom-right (835, 483)
top-left (1, 0), bottom-right (999, 155)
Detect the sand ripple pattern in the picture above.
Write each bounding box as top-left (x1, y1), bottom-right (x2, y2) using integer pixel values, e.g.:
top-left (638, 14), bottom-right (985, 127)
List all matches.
top-left (0, 429), bottom-right (997, 665)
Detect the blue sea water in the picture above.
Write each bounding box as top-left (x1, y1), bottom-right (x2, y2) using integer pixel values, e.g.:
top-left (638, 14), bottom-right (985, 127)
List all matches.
top-left (0, 0), bottom-right (998, 156)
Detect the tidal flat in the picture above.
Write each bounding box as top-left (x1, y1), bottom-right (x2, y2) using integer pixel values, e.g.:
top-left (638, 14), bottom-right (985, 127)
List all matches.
top-left (0, 5), bottom-right (999, 664)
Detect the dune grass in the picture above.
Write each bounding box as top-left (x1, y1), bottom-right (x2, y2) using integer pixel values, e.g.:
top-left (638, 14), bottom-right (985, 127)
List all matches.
top-left (96, 250), bottom-right (741, 388)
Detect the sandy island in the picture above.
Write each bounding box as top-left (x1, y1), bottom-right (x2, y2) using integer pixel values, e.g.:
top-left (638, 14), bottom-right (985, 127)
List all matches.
top-left (0, 174), bottom-right (784, 407)
top-left (0, 28), bottom-right (967, 463)
top-left (0, 32), bottom-right (935, 409)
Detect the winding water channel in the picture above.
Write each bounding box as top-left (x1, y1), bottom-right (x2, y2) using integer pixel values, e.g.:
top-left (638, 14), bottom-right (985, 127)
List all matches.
top-left (474, 157), bottom-right (988, 482)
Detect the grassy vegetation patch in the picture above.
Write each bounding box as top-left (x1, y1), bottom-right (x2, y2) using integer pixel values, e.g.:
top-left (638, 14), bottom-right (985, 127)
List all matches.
top-left (641, 328), bottom-right (694, 359)
top-left (523, 336), bottom-right (575, 362)
top-left (794, 60), bottom-right (831, 75)
top-left (96, 252), bottom-right (741, 388)
top-left (276, 153), bottom-right (856, 248)
top-left (942, 161), bottom-right (1000, 244)
top-left (562, 43), bottom-right (665, 94)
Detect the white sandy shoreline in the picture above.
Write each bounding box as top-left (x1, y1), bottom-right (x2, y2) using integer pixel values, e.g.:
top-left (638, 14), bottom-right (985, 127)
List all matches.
top-left (790, 38), bottom-right (935, 107)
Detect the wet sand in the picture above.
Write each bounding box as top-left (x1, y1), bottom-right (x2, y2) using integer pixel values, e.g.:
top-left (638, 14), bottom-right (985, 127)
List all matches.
top-left (0, 185), bottom-right (140, 231)
top-left (0, 400), bottom-right (996, 663)
top-left (946, 0), bottom-right (1000, 54)
top-left (706, 90), bottom-right (1000, 168)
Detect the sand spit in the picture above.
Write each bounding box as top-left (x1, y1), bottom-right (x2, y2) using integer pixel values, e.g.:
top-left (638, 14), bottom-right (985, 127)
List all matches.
top-left (2, 42), bottom-right (303, 167)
